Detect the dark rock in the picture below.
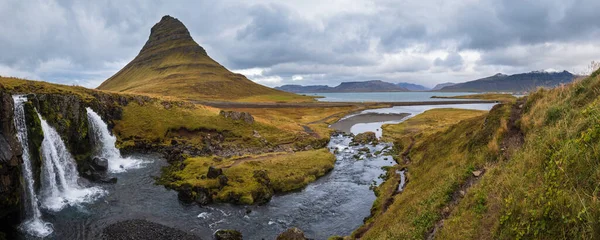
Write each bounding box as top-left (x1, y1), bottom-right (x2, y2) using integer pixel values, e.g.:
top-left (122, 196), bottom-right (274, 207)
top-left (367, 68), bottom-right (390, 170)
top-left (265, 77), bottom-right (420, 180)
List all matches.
top-left (0, 92), bottom-right (22, 222)
top-left (214, 229), bottom-right (242, 240)
top-left (207, 166), bottom-right (223, 179)
top-left (91, 157), bottom-right (109, 172)
top-left (177, 184), bottom-right (210, 205)
top-left (219, 110), bottom-right (254, 124)
top-left (218, 175), bottom-right (228, 186)
top-left (277, 227), bottom-right (308, 240)
top-left (103, 219), bottom-right (200, 240)
top-left (100, 177), bottom-right (118, 184)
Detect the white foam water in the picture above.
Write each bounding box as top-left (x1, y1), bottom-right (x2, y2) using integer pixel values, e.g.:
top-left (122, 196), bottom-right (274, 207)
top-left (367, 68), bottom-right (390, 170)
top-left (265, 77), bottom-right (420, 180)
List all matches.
top-left (86, 107), bottom-right (144, 173)
top-left (38, 112), bottom-right (105, 212)
top-left (12, 95), bottom-right (53, 237)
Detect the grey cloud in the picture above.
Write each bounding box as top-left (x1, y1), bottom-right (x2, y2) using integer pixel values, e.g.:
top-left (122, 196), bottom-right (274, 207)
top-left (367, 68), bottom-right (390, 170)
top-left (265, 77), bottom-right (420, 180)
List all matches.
top-left (1, 0), bottom-right (600, 88)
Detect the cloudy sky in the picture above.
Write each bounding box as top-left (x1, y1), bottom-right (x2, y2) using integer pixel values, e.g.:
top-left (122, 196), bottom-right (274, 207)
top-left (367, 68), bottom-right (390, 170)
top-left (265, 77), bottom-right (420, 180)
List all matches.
top-left (1, 0), bottom-right (600, 88)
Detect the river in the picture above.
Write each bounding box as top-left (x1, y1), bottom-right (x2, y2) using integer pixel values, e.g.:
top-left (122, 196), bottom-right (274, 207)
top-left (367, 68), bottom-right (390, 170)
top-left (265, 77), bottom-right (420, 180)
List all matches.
top-left (17, 102), bottom-right (496, 240)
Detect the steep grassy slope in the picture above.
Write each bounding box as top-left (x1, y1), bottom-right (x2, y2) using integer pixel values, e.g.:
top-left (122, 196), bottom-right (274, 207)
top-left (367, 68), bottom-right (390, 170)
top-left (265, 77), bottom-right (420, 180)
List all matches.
top-left (98, 16), bottom-right (310, 102)
top-left (354, 70), bottom-right (600, 239)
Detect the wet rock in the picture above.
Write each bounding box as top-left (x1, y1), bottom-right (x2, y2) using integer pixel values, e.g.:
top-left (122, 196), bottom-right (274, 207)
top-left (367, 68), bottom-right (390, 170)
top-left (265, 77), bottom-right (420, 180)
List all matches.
top-left (219, 110), bottom-right (254, 124)
top-left (207, 166), bottom-right (223, 179)
top-left (91, 157), bottom-right (109, 172)
top-left (214, 229), bottom-right (242, 240)
top-left (277, 227), bottom-right (308, 240)
top-left (352, 131), bottom-right (377, 145)
top-left (103, 219), bottom-right (200, 240)
top-left (472, 170), bottom-right (483, 177)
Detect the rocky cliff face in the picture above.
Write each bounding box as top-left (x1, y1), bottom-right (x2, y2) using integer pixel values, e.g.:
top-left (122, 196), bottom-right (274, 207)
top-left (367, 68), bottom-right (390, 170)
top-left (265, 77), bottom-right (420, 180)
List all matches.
top-left (0, 92), bottom-right (22, 233)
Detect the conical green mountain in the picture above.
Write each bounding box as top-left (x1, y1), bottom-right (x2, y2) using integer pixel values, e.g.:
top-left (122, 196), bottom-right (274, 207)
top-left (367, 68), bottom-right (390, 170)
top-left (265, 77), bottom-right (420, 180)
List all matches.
top-left (98, 15), bottom-right (308, 102)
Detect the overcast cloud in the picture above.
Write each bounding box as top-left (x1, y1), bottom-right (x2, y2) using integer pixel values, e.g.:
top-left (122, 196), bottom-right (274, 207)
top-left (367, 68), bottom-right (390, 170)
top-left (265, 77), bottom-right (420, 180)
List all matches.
top-left (1, 0), bottom-right (599, 88)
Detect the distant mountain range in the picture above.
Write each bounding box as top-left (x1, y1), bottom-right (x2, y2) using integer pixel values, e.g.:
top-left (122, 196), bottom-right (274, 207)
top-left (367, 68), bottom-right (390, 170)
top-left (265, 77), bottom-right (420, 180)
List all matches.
top-left (276, 80), bottom-right (410, 93)
top-left (396, 82), bottom-right (430, 91)
top-left (432, 82), bottom-right (456, 90)
top-left (440, 70), bottom-right (576, 92)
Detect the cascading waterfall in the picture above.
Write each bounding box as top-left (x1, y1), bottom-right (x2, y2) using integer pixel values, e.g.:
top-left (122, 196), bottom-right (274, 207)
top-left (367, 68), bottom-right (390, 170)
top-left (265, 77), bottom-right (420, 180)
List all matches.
top-left (86, 107), bottom-right (143, 173)
top-left (13, 95), bottom-right (53, 237)
top-left (37, 112), bottom-right (105, 212)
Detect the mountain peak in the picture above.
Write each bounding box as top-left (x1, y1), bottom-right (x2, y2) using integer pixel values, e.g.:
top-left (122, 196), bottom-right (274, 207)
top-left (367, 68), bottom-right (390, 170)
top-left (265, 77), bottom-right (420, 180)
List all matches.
top-left (136, 15), bottom-right (206, 62)
top-left (97, 15), bottom-right (303, 101)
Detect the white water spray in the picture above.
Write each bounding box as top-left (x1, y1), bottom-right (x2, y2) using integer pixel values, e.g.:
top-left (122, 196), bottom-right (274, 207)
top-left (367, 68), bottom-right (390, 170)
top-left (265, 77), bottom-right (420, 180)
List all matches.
top-left (37, 112), bottom-right (105, 212)
top-left (86, 107), bottom-right (144, 173)
top-left (13, 95), bottom-right (53, 237)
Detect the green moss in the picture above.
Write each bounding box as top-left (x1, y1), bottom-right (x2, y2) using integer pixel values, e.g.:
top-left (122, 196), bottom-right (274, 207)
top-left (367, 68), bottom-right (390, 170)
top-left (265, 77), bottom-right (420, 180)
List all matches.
top-left (162, 149), bottom-right (335, 205)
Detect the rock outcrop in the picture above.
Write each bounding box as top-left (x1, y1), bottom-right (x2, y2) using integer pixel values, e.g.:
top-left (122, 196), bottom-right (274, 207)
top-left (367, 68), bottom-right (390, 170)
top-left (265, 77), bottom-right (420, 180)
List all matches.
top-left (0, 92), bottom-right (22, 234)
top-left (352, 131), bottom-right (378, 145)
top-left (214, 229), bottom-right (243, 240)
top-left (277, 227), bottom-right (308, 240)
top-left (219, 110), bottom-right (254, 124)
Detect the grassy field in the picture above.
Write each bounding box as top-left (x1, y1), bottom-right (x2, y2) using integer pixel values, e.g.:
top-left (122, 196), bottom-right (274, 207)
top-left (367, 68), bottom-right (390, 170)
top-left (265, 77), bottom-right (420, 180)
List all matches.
top-left (432, 93), bottom-right (517, 103)
top-left (160, 149), bottom-right (335, 204)
top-left (354, 106), bottom-right (508, 239)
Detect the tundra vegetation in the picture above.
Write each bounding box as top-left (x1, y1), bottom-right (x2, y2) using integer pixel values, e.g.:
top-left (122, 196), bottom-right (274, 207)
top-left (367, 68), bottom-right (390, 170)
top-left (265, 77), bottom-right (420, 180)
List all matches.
top-left (353, 69), bottom-right (600, 239)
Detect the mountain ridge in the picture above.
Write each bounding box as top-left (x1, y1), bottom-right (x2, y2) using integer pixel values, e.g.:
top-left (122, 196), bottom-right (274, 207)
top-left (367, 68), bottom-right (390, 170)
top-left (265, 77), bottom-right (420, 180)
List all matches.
top-left (276, 80), bottom-right (411, 93)
top-left (440, 70), bottom-right (576, 92)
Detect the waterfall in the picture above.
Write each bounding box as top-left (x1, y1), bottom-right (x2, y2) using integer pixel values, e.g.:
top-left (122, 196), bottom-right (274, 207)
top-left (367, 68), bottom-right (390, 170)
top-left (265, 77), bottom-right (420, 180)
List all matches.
top-left (86, 107), bottom-right (143, 173)
top-left (37, 112), bottom-right (105, 212)
top-left (13, 96), bottom-right (53, 237)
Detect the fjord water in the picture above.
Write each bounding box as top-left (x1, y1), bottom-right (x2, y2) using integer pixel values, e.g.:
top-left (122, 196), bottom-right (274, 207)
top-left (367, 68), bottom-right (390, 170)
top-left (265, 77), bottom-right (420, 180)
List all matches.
top-left (349, 103), bottom-right (497, 137)
top-left (86, 108), bottom-right (144, 173)
top-left (12, 96), bottom-right (53, 238)
top-left (308, 91), bottom-right (479, 102)
top-left (37, 112), bottom-right (105, 212)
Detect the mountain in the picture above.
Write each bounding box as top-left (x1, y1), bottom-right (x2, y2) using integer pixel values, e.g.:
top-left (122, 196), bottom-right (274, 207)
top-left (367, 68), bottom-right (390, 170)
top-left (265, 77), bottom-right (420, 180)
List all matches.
top-left (275, 85), bottom-right (333, 93)
top-left (431, 82), bottom-right (456, 91)
top-left (276, 80), bottom-right (409, 93)
top-left (395, 82), bottom-right (429, 91)
top-left (332, 80), bottom-right (409, 92)
top-left (97, 16), bottom-right (306, 102)
top-left (440, 71), bottom-right (576, 92)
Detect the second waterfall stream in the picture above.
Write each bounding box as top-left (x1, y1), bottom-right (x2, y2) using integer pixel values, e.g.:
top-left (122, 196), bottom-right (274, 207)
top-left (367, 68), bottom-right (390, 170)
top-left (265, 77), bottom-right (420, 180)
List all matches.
top-left (86, 107), bottom-right (144, 173)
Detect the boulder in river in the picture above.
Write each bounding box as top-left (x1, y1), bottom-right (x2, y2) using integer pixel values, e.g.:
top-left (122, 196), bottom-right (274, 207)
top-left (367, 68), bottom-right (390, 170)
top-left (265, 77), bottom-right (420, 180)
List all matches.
top-left (352, 131), bottom-right (378, 145)
top-left (277, 227), bottom-right (308, 240)
top-left (91, 157), bottom-right (109, 172)
top-left (207, 166), bottom-right (223, 179)
top-left (214, 229), bottom-right (243, 240)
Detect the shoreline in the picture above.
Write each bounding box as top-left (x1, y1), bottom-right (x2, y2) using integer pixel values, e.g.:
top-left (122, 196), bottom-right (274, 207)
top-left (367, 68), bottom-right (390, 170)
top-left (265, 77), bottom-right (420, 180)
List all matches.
top-left (330, 113), bottom-right (411, 133)
top-left (195, 100), bottom-right (496, 109)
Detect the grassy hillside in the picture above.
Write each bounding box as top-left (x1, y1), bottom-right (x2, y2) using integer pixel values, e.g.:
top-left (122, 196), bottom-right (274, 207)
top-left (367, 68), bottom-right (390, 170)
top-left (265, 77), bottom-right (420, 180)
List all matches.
top-left (98, 16), bottom-right (310, 103)
top-left (353, 70), bottom-right (600, 239)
